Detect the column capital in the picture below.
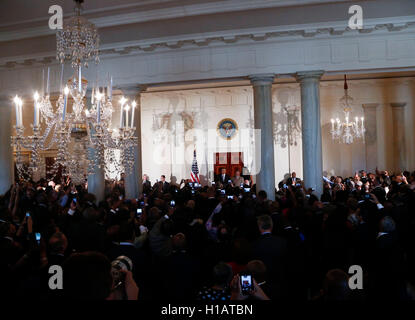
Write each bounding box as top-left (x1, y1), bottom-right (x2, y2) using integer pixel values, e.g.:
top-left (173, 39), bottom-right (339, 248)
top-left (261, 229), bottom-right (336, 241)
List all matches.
top-left (362, 103), bottom-right (379, 109)
top-left (295, 70), bottom-right (324, 82)
top-left (249, 74), bottom-right (275, 86)
top-left (390, 102), bottom-right (406, 108)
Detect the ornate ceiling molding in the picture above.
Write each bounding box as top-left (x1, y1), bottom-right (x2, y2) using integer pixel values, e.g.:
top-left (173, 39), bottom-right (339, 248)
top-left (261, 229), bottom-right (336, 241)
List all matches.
top-left (1, 15), bottom-right (415, 70)
top-left (0, 0), bottom-right (354, 42)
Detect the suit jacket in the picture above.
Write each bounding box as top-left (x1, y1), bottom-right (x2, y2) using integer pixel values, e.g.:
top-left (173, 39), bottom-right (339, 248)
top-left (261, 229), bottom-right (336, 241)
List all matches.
top-left (252, 233), bottom-right (287, 271)
top-left (286, 177), bottom-right (301, 186)
top-left (153, 181), bottom-right (170, 193)
top-left (215, 174), bottom-right (231, 186)
top-left (161, 251), bottom-right (202, 301)
top-left (252, 233), bottom-right (287, 298)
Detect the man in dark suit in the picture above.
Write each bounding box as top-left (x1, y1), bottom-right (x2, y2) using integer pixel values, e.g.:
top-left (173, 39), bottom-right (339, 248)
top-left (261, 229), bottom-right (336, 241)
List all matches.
top-left (161, 233), bottom-right (202, 300)
top-left (215, 168), bottom-right (231, 188)
top-left (286, 171), bottom-right (301, 186)
top-left (370, 216), bottom-right (407, 299)
top-left (252, 215), bottom-right (287, 299)
top-left (153, 175), bottom-right (170, 193)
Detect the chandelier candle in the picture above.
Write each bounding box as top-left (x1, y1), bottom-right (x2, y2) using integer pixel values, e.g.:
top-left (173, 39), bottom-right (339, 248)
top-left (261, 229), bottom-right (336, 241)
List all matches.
top-left (125, 105), bottom-right (130, 128)
top-left (42, 69), bottom-right (45, 96)
top-left (91, 87), bottom-right (95, 105)
top-left (63, 86), bottom-right (69, 121)
top-left (46, 67), bottom-right (50, 95)
top-left (19, 99), bottom-right (23, 127)
top-left (33, 92), bottom-right (39, 127)
top-left (107, 75), bottom-right (112, 100)
top-left (131, 101), bottom-right (136, 128)
top-left (119, 97), bottom-right (126, 127)
top-left (78, 66), bottom-right (82, 93)
top-left (14, 96), bottom-right (20, 127)
top-left (96, 91), bottom-right (102, 123)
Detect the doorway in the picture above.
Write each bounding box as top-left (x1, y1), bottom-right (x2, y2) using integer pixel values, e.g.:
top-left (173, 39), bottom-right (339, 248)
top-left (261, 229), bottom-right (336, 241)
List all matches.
top-left (213, 152), bottom-right (244, 177)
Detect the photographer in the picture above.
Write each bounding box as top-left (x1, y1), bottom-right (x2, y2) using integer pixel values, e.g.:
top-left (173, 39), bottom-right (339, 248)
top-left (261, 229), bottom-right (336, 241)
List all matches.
top-left (63, 251), bottom-right (139, 300)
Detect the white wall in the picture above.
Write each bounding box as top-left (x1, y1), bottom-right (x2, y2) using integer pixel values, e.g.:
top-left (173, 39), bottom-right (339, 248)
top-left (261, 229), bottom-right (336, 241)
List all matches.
top-left (139, 77), bottom-right (415, 185)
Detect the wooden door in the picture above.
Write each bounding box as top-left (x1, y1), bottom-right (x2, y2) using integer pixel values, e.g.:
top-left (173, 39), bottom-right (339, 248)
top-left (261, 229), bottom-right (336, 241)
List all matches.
top-left (214, 152), bottom-right (244, 177)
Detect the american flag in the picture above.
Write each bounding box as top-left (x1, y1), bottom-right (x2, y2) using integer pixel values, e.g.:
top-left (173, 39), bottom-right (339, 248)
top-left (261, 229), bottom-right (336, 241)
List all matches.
top-left (190, 149), bottom-right (200, 184)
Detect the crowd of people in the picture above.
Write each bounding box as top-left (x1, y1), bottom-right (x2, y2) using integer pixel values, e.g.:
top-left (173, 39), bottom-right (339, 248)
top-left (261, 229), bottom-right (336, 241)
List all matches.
top-left (1, 167), bottom-right (415, 300)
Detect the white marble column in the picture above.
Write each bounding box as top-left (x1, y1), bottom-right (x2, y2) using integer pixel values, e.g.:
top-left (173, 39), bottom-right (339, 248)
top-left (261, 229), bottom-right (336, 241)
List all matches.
top-left (391, 102), bottom-right (407, 171)
top-left (249, 74), bottom-right (276, 201)
top-left (122, 85), bottom-right (146, 199)
top-left (362, 103), bottom-right (379, 173)
top-left (0, 99), bottom-right (14, 195)
top-left (295, 71), bottom-right (324, 196)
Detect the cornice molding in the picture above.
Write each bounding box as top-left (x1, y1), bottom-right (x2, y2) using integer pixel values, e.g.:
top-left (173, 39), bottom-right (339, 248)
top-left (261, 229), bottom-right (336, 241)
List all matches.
top-left (1, 15), bottom-right (415, 70)
top-left (0, 0), bottom-right (354, 42)
top-left (362, 103), bottom-right (379, 109)
top-left (390, 102), bottom-right (407, 108)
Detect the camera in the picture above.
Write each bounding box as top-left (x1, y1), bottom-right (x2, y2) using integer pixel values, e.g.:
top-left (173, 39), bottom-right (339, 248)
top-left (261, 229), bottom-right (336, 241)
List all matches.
top-left (111, 256), bottom-right (133, 287)
top-left (240, 274), bottom-right (254, 295)
top-left (35, 232), bottom-right (41, 244)
top-left (136, 208), bottom-right (142, 218)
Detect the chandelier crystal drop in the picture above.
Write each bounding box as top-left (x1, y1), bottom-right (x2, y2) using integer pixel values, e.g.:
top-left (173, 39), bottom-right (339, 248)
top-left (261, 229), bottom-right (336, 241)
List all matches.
top-left (11, 0), bottom-right (137, 183)
top-left (330, 75), bottom-right (365, 145)
top-left (56, 0), bottom-right (99, 68)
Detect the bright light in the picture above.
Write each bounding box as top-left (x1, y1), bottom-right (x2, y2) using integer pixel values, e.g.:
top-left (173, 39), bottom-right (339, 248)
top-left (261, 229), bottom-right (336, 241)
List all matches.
top-left (64, 86), bottom-right (69, 95)
top-left (34, 92), bottom-right (39, 101)
top-left (120, 97), bottom-right (127, 105)
top-left (132, 101), bottom-right (137, 108)
top-left (85, 109), bottom-right (90, 116)
top-left (124, 104), bottom-right (130, 111)
top-left (13, 95), bottom-right (20, 105)
top-left (96, 91), bottom-right (103, 100)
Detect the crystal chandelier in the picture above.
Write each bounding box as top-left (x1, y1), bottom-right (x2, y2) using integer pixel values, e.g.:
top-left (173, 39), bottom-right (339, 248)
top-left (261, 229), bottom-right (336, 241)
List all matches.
top-left (56, 0), bottom-right (99, 68)
top-left (330, 75), bottom-right (365, 144)
top-left (11, 0), bottom-right (137, 183)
